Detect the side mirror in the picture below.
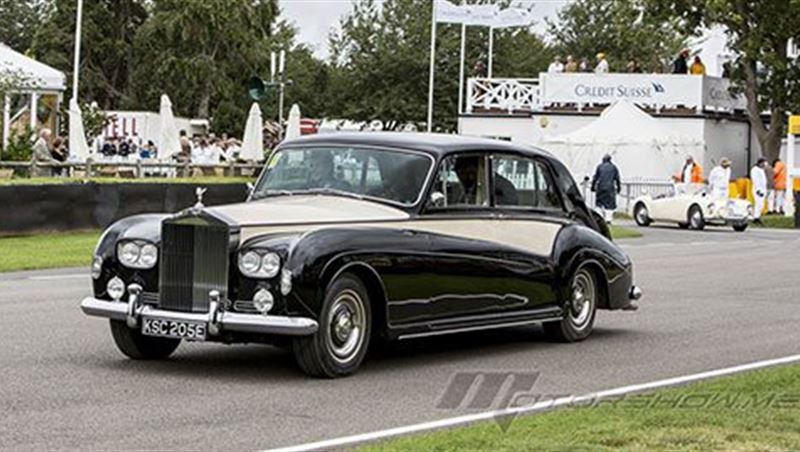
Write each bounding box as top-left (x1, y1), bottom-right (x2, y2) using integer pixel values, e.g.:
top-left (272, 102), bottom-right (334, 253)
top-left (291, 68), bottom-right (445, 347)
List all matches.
top-left (429, 191), bottom-right (446, 208)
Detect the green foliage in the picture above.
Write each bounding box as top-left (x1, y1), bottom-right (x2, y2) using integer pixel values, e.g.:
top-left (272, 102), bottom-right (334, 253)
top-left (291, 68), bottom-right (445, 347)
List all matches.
top-left (3, 127), bottom-right (34, 162)
top-left (80, 102), bottom-right (110, 142)
top-left (647, 0), bottom-right (800, 160)
top-left (0, 0), bottom-right (44, 52)
top-left (549, 0), bottom-right (686, 72)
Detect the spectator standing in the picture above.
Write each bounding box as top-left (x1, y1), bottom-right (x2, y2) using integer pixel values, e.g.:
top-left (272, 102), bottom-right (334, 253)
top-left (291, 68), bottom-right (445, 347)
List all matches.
top-left (672, 48), bottom-right (690, 74)
top-left (594, 53), bottom-right (609, 73)
top-left (626, 59), bottom-right (641, 73)
top-left (773, 158), bottom-right (787, 214)
top-left (750, 158), bottom-right (768, 224)
top-left (51, 136), bottom-right (67, 176)
top-left (690, 56), bottom-right (706, 75)
top-left (675, 156), bottom-right (703, 184)
top-left (31, 128), bottom-right (56, 177)
top-left (178, 130), bottom-right (192, 162)
top-left (564, 55), bottom-right (578, 73)
top-left (764, 159), bottom-right (776, 213)
top-left (591, 154), bottom-right (621, 224)
top-left (548, 56), bottom-right (564, 73)
top-left (473, 59), bottom-right (487, 78)
top-left (579, 57), bottom-right (590, 72)
top-left (708, 158), bottom-right (732, 204)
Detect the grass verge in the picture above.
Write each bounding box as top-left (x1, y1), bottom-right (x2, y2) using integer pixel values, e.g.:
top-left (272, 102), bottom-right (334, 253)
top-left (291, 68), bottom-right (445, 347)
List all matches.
top-left (754, 214), bottom-right (796, 229)
top-left (0, 176), bottom-right (254, 186)
top-left (365, 363), bottom-right (800, 451)
top-left (0, 230), bottom-right (100, 272)
top-left (610, 225), bottom-right (643, 239)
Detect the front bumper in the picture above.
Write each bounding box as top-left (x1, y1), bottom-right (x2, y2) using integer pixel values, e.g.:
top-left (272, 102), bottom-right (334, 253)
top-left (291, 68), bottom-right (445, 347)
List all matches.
top-left (81, 291), bottom-right (318, 337)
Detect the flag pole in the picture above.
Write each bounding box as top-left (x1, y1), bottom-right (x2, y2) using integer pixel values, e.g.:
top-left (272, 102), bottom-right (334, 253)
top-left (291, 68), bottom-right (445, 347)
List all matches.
top-left (457, 3), bottom-right (466, 117)
top-left (427, 0), bottom-right (437, 132)
top-left (71, 0), bottom-right (83, 102)
top-left (487, 25), bottom-right (493, 78)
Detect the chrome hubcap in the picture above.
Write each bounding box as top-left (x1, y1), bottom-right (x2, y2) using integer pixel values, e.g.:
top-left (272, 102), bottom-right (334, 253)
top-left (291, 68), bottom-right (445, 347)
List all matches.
top-left (691, 210), bottom-right (702, 227)
top-left (326, 289), bottom-right (366, 364)
top-left (569, 270), bottom-right (594, 330)
top-left (636, 207), bottom-right (647, 224)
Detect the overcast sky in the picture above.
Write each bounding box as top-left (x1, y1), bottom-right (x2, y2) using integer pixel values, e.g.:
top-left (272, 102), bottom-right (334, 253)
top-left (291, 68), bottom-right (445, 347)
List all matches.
top-left (281, 0), bottom-right (571, 59)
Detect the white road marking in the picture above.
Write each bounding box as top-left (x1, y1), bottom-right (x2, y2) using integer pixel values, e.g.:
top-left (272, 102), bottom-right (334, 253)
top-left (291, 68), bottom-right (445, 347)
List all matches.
top-left (266, 353), bottom-right (800, 452)
top-left (27, 274), bottom-right (86, 281)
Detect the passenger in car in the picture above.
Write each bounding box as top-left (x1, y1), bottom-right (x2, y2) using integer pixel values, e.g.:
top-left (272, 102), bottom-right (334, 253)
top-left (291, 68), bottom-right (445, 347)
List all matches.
top-left (453, 156), bottom-right (519, 206)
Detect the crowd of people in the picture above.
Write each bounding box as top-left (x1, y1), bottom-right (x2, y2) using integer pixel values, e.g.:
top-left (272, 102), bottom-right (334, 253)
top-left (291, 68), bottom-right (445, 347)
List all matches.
top-left (590, 153), bottom-right (788, 225)
top-left (94, 131), bottom-right (243, 163)
top-left (544, 48), bottom-right (707, 75)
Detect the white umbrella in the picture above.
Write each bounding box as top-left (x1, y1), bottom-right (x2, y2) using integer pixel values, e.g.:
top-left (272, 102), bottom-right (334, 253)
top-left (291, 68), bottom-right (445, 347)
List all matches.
top-left (285, 103), bottom-right (301, 140)
top-left (240, 102), bottom-right (264, 161)
top-left (67, 98), bottom-right (91, 161)
top-left (157, 94), bottom-right (181, 160)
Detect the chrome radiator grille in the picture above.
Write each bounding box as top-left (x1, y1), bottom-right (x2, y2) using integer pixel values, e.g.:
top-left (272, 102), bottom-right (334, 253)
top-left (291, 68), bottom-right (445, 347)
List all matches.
top-left (159, 216), bottom-right (229, 312)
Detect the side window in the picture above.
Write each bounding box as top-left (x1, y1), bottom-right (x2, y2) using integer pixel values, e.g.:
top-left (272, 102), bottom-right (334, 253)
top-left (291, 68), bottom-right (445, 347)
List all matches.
top-left (428, 155), bottom-right (489, 208)
top-left (492, 155), bottom-right (564, 211)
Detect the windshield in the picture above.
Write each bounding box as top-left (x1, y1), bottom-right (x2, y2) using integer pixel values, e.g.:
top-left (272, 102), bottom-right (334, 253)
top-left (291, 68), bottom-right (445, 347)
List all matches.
top-left (252, 146), bottom-right (433, 205)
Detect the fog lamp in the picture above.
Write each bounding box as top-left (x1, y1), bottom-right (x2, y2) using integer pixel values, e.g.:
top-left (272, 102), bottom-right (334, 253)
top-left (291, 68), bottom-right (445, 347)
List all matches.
top-left (253, 288), bottom-right (274, 314)
top-left (107, 276), bottom-right (125, 301)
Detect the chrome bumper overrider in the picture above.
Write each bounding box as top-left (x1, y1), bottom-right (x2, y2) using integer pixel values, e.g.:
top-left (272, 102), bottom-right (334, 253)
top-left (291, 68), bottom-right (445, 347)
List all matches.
top-left (80, 286), bottom-right (318, 337)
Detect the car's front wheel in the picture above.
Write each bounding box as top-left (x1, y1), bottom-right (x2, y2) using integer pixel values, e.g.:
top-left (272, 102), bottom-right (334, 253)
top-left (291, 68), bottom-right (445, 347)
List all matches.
top-left (109, 320), bottom-right (180, 359)
top-left (544, 267), bottom-right (598, 342)
top-left (293, 273), bottom-right (372, 378)
top-left (633, 203), bottom-right (651, 227)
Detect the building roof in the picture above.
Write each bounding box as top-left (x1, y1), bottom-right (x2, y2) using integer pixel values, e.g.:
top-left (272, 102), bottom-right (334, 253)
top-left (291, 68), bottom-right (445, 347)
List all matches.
top-left (280, 132), bottom-right (551, 159)
top-left (0, 43), bottom-right (66, 92)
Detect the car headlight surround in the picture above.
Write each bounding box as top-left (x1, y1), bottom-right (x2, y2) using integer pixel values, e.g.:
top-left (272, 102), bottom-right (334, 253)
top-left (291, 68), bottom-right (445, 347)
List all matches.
top-left (238, 250), bottom-right (281, 278)
top-left (117, 240), bottom-right (158, 269)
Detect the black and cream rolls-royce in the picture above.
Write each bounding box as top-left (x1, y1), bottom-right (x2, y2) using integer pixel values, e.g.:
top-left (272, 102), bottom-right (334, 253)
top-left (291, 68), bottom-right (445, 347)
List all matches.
top-left (81, 133), bottom-right (642, 378)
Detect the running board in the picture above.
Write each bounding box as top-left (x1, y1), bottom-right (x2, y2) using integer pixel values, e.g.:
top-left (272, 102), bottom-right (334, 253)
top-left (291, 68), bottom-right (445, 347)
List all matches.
top-left (393, 307), bottom-right (563, 340)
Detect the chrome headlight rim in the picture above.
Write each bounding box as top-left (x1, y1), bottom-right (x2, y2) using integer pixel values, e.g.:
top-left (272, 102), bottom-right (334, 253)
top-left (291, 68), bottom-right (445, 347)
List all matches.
top-left (117, 240), bottom-right (158, 270)
top-left (238, 249), bottom-right (281, 279)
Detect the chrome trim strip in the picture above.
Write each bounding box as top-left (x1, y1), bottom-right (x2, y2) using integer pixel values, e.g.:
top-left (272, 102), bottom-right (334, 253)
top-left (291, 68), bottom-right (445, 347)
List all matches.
top-left (80, 297), bottom-right (318, 336)
top-left (396, 316), bottom-right (562, 340)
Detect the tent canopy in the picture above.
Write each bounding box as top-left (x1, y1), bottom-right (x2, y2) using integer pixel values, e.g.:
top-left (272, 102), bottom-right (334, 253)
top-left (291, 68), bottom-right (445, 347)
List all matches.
top-left (0, 43), bottom-right (66, 92)
top-left (541, 101), bottom-right (704, 182)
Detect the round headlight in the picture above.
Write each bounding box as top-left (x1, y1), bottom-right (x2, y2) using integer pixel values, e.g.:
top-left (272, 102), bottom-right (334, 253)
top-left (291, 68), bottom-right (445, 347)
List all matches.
top-left (261, 253), bottom-right (281, 278)
top-left (119, 242), bottom-right (141, 267)
top-left (107, 276), bottom-right (125, 301)
top-left (139, 244), bottom-right (158, 267)
top-left (240, 251), bottom-right (262, 275)
top-left (253, 288), bottom-right (274, 314)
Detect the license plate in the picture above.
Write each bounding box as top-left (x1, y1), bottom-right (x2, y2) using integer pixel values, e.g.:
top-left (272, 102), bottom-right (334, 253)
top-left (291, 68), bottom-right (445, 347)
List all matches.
top-left (142, 318), bottom-right (207, 341)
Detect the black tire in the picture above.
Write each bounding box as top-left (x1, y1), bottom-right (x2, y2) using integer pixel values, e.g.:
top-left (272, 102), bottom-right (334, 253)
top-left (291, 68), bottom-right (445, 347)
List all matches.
top-left (633, 203), bottom-right (651, 227)
top-left (733, 222), bottom-right (748, 232)
top-left (292, 274), bottom-right (372, 378)
top-left (109, 320), bottom-right (180, 359)
top-left (688, 205), bottom-right (705, 230)
top-left (544, 267), bottom-right (598, 342)
top-left (677, 222), bottom-right (690, 229)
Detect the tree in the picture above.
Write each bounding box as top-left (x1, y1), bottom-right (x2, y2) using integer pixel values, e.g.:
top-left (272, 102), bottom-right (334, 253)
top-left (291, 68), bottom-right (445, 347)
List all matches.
top-left (0, 0), bottom-right (45, 53)
top-left (329, 0), bottom-right (551, 131)
top-left (548, 0), bottom-right (686, 72)
top-left (647, 0), bottom-right (800, 161)
top-left (30, 0), bottom-right (148, 108)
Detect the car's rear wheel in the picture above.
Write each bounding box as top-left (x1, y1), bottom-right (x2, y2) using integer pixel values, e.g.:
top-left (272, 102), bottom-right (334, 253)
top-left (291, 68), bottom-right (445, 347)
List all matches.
top-left (109, 320), bottom-right (180, 359)
top-left (633, 203), bottom-right (651, 226)
top-left (688, 205), bottom-right (705, 230)
top-left (293, 273), bottom-right (371, 378)
top-left (544, 267), bottom-right (598, 342)
top-left (733, 222), bottom-right (748, 232)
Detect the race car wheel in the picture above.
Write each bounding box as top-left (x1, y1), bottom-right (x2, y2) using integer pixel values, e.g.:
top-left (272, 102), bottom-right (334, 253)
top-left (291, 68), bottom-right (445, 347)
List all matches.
top-left (688, 205), bottom-right (705, 230)
top-left (545, 266), bottom-right (597, 343)
top-left (293, 273), bottom-right (372, 378)
top-left (733, 222), bottom-right (748, 232)
top-left (109, 320), bottom-right (180, 359)
top-left (633, 203), bottom-right (651, 226)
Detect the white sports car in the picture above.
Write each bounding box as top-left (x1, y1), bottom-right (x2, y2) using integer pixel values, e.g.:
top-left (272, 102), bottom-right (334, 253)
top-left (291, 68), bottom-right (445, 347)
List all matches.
top-left (631, 184), bottom-right (753, 232)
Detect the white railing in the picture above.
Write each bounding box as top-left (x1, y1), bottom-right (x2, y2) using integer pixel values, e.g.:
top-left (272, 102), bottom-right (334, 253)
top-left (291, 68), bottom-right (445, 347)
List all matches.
top-left (466, 74), bottom-right (747, 114)
top-left (466, 78), bottom-right (540, 113)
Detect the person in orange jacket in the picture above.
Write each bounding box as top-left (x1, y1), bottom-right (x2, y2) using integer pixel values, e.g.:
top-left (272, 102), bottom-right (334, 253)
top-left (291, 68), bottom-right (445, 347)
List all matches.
top-left (674, 156), bottom-right (704, 184)
top-left (772, 158), bottom-right (787, 214)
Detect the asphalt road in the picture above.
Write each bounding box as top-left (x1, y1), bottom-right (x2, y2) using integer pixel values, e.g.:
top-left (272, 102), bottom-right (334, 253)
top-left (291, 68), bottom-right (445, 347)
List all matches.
top-left (1, 224), bottom-right (799, 450)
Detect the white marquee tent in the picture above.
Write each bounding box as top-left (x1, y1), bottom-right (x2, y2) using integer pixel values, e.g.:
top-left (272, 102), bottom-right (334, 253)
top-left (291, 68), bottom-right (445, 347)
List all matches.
top-left (541, 101), bottom-right (704, 182)
top-left (240, 102), bottom-right (264, 161)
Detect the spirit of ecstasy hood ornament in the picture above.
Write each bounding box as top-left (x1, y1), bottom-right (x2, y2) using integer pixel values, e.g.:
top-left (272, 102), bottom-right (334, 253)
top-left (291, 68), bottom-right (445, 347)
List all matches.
top-left (194, 187), bottom-right (208, 209)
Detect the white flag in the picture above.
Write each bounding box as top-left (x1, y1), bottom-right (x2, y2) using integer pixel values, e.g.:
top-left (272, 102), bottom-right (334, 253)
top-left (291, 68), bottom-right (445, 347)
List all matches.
top-left (493, 7), bottom-right (533, 29)
top-left (435, 0), bottom-right (469, 24)
top-left (464, 4), bottom-right (499, 26)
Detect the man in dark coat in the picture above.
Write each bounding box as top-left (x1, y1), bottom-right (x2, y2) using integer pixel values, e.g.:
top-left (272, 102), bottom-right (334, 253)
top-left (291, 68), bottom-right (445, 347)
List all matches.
top-left (591, 154), bottom-right (621, 224)
top-left (672, 48), bottom-right (689, 74)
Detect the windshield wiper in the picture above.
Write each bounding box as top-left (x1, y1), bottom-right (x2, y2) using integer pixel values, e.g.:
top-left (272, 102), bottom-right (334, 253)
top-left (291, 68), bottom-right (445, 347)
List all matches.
top-left (301, 187), bottom-right (365, 200)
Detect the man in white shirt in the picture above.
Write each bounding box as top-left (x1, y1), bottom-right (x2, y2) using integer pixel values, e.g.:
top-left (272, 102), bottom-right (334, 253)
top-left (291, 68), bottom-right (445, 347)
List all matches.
top-left (707, 158), bottom-right (732, 205)
top-left (750, 157), bottom-right (768, 223)
top-left (548, 56), bottom-right (564, 74)
top-left (595, 52), bottom-right (609, 73)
